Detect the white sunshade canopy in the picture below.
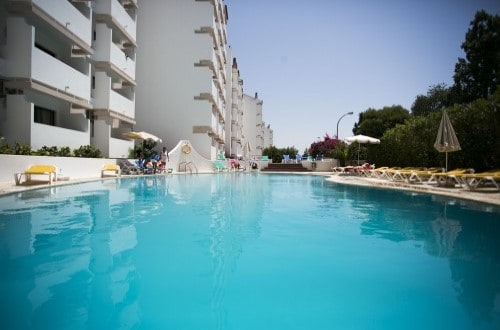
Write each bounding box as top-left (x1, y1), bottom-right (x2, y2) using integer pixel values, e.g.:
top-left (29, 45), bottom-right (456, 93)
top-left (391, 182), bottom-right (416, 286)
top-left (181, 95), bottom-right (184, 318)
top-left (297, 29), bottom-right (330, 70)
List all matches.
top-left (123, 131), bottom-right (162, 143)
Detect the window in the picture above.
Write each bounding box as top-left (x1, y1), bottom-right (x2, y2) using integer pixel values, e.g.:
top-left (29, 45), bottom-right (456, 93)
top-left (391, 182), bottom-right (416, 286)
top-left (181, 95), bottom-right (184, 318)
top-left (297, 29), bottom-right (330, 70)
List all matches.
top-left (34, 106), bottom-right (55, 126)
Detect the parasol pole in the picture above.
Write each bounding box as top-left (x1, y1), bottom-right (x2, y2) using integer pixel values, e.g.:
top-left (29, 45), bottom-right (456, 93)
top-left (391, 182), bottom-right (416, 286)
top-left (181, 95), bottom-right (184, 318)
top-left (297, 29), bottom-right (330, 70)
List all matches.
top-left (445, 151), bottom-right (448, 173)
top-left (357, 142), bottom-right (360, 165)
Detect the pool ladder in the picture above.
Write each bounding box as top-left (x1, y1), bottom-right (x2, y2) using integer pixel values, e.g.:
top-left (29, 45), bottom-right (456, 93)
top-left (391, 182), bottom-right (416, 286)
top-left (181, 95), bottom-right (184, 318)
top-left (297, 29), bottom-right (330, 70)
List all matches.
top-left (178, 161), bottom-right (198, 174)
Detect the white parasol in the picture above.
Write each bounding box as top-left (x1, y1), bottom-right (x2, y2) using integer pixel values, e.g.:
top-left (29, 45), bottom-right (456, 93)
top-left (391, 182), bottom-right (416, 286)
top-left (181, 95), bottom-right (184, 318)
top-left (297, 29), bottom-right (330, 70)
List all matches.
top-left (345, 134), bottom-right (381, 165)
top-left (123, 131), bottom-right (162, 143)
top-left (434, 110), bottom-right (461, 172)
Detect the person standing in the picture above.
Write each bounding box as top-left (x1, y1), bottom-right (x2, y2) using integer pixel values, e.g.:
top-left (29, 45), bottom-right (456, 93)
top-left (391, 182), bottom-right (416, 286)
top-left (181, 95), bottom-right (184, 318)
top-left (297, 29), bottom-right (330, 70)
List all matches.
top-left (160, 146), bottom-right (169, 165)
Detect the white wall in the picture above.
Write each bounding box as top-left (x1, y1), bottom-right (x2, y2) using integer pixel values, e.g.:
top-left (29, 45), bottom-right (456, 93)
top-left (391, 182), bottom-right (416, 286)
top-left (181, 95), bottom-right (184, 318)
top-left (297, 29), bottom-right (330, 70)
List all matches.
top-left (241, 94), bottom-right (260, 158)
top-left (0, 154), bottom-right (114, 182)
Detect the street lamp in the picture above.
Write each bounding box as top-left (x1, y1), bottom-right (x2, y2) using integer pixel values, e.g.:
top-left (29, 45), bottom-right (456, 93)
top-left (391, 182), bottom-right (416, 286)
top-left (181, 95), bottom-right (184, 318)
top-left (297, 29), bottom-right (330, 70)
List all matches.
top-left (336, 111), bottom-right (354, 140)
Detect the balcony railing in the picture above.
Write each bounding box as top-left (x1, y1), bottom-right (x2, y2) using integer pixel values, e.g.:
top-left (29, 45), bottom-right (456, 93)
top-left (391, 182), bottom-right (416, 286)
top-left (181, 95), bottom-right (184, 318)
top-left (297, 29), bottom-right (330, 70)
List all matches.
top-left (33, 0), bottom-right (92, 46)
top-left (109, 89), bottom-right (134, 118)
top-left (94, 0), bottom-right (136, 43)
top-left (32, 47), bottom-right (90, 100)
top-left (110, 42), bottom-right (135, 80)
top-left (32, 122), bottom-right (89, 150)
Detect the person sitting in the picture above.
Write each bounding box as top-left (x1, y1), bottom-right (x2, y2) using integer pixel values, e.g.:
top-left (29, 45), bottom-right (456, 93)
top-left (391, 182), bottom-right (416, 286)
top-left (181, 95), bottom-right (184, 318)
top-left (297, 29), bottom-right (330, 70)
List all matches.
top-left (355, 162), bottom-right (375, 176)
top-left (136, 153), bottom-right (146, 172)
top-left (230, 159), bottom-right (240, 170)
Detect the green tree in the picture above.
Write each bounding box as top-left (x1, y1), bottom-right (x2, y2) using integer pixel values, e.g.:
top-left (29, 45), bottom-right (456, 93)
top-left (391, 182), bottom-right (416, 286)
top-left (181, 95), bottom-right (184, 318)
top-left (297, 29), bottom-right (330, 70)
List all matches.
top-left (353, 106), bottom-right (410, 138)
top-left (262, 145), bottom-right (281, 163)
top-left (450, 90), bottom-right (500, 171)
top-left (262, 145), bottom-right (298, 163)
top-left (452, 10), bottom-right (500, 103)
top-left (372, 90), bottom-right (499, 171)
top-left (411, 83), bottom-right (452, 116)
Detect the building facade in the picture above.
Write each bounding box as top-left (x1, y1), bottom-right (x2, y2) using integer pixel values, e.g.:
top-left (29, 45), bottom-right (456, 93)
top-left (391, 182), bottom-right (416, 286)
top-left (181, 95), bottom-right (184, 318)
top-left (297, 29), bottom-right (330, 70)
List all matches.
top-left (0, 0), bottom-right (138, 158)
top-left (241, 93), bottom-right (261, 158)
top-left (224, 54), bottom-right (244, 158)
top-left (135, 0), bottom-right (229, 160)
top-left (263, 123), bottom-right (273, 149)
top-left (0, 0), bottom-right (273, 161)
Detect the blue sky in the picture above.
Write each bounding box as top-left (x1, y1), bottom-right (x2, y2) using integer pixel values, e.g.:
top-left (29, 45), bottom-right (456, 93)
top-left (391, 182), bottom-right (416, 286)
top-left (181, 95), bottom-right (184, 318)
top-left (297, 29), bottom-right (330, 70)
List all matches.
top-left (225, 0), bottom-right (500, 153)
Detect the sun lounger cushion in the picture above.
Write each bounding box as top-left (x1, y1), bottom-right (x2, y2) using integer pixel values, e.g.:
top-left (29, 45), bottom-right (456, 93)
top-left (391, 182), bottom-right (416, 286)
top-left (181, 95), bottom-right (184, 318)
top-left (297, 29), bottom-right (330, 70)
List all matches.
top-left (101, 164), bottom-right (121, 177)
top-left (14, 164), bottom-right (57, 185)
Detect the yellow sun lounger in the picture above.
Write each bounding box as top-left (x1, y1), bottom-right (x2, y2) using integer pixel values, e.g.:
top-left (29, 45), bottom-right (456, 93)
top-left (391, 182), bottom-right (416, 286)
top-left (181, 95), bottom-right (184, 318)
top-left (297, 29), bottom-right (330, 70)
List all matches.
top-left (425, 168), bottom-right (474, 187)
top-left (456, 170), bottom-right (500, 191)
top-left (14, 164), bottom-right (57, 185)
top-left (101, 164), bottom-right (121, 178)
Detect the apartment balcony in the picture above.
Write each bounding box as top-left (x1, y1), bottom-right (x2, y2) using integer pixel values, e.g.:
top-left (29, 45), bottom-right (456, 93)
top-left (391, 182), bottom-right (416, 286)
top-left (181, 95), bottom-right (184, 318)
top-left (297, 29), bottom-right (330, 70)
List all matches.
top-left (6, 0), bottom-right (92, 54)
top-left (33, 47), bottom-right (90, 98)
top-left (32, 122), bottom-right (89, 150)
top-left (211, 80), bottom-right (225, 118)
top-left (94, 28), bottom-right (135, 84)
top-left (5, 46), bottom-right (91, 109)
top-left (94, 0), bottom-right (137, 45)
top-left (108, 137), bottom-right (133, 158)
top-left (93, 74), bottom-right (135, 123)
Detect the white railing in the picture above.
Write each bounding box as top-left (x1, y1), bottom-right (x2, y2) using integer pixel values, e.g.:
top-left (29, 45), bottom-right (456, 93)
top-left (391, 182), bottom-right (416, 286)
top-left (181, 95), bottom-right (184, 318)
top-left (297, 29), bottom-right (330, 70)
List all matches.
top-left (32, 122), bottom-right (89, 150)
top-left (109, 137), bottom-right (133, 158)
top-left (110, 42), bottom-right (135, 80)
top-left (32, 47), bottom-right (90, 100)
top-left (33, 0), bottom-right (91, 45)
top-left (94, 0), bottom-right (136, 42)
top-left (109, 89), bottom-right (134, 118)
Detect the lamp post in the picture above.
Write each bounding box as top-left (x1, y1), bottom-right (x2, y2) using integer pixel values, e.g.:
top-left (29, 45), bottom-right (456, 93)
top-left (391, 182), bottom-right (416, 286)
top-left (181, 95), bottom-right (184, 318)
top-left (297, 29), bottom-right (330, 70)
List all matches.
top-left (336, 111), bottom-right (354, 140)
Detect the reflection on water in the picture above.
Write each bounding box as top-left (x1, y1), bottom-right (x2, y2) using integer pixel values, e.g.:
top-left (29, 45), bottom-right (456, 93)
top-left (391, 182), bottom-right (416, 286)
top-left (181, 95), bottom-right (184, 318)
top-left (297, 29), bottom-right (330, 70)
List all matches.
top-left (346, 185), bottom-right (500, 328)
top-left (0, 175), bottom-right (499, 329)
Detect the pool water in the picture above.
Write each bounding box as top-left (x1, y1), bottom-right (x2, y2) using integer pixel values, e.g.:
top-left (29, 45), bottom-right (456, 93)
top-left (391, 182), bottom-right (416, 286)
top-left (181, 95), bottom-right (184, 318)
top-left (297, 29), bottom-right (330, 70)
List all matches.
top-left (0, 174), bottom-right (499, 329)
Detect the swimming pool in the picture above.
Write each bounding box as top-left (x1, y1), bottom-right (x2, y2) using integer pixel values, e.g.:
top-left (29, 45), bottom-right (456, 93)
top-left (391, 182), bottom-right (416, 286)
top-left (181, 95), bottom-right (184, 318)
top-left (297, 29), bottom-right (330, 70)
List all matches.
top-left (0, 174), bottom-right (499, 329)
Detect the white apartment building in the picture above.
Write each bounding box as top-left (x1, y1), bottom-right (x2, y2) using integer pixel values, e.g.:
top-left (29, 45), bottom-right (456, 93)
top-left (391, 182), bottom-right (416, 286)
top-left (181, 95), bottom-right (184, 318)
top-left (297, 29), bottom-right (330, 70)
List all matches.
top-left (0, 0), bottom-right (137, 158)
top-left (224, 54), bottom-right (244, 158)
top-left (91, 0), bottom-right (138, 157)
top-left (241, 92), bottom-right (264, 158)
top-left (135, 0), bottom-right (229, 160)
top-left (263, 122), bottom-right (273, 149)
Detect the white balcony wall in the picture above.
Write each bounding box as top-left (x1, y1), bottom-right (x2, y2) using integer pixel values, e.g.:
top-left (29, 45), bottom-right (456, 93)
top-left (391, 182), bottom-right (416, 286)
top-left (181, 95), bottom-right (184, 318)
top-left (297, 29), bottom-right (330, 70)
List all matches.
top-left (211, 80), bottom-right (224, 118)
top-left (31, 122), bottom-right (89, 150)
top-left (217, 123), bottom-right (224, 139)
top-left (31, 0), bottom-right (92, 45)
top-left (110, 90), bottom-right (134, 118)
top-left (95, 0), bottom-right (136, 42)
top-left (32, 47), bottom-right (90, 100)
top-left (110, 42), bottom-right (135, 79)
top-left (94, 24), bottom-right (135, 80)
top-left (211, 113), bottom-right (217, 135)
top-left (109, 137), bottom-right (133, 158)
top-left (93, 72), bottom-right (134, 117)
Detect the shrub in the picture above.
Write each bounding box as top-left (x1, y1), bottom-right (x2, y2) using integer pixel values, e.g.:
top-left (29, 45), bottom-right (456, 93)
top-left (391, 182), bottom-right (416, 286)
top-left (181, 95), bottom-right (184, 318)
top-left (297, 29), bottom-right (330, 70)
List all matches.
top-left (15, 143), bottom-right (32, 155)
top-left (0, 137), bottom-right (13, 154)
top-left (73, 145), bottom-right (102, 158)
top-left (33, 145), bottom-right (58, 156)
top-left (57, 146), bottom-right (72, 157)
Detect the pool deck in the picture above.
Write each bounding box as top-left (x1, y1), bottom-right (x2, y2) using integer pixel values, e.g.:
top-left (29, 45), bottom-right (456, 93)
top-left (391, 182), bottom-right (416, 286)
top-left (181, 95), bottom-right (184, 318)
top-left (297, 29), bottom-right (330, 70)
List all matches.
top-left (325, 173), bottom-right (500, 206)
top-left (0, 171), bottom-right (498, 206)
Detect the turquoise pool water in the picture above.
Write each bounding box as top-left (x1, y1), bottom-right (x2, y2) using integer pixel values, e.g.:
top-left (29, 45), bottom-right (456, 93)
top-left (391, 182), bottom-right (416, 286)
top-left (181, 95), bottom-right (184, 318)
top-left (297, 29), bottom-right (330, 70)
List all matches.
top-left (0, 174), bottom-right (499, 329)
